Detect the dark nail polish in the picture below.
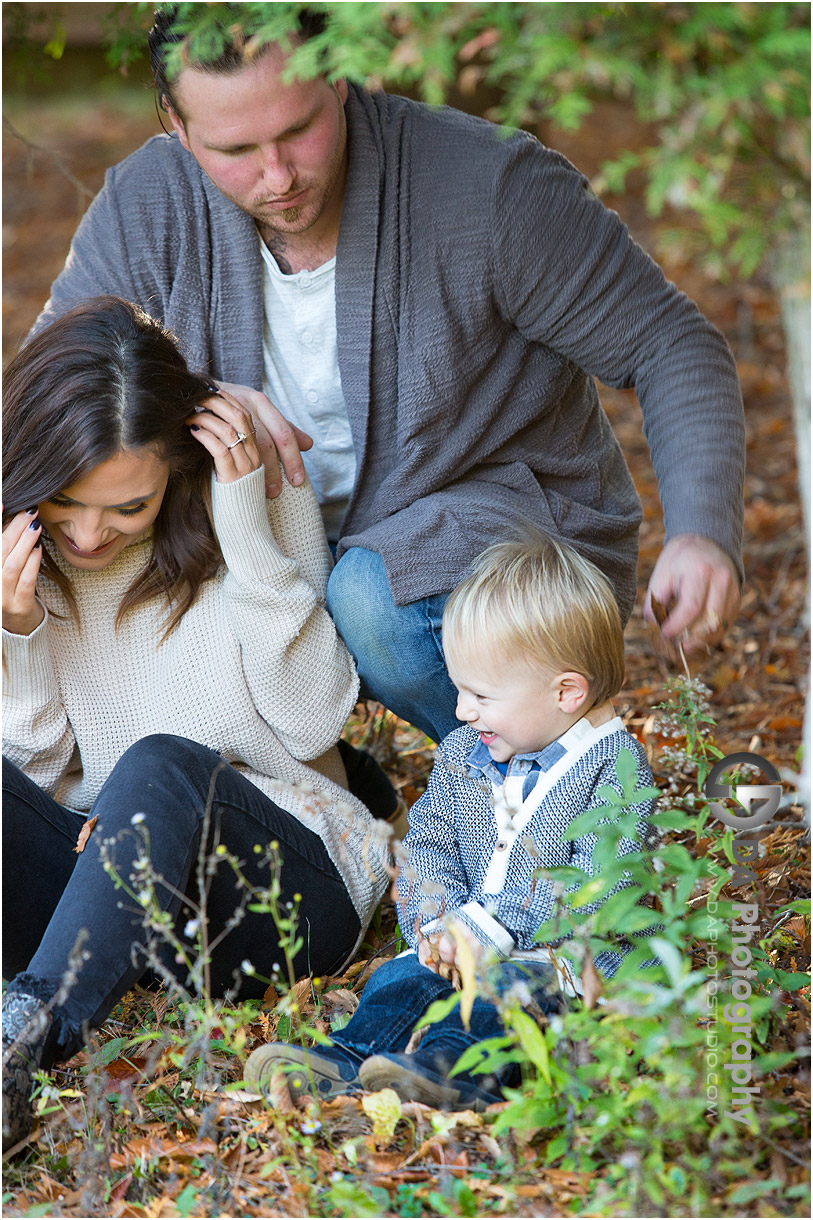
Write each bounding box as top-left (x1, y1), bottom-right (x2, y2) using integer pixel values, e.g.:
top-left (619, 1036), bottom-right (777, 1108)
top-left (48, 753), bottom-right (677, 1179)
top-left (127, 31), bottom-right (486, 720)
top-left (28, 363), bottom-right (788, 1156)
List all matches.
top-left (33, 539), bottom-right (41, 549)
top-left (190, 424), bottom-right (200, 432)
top-left (29, 518), bottom-right (40, 530)
top-left (26, 506), bottom-right (38, 515)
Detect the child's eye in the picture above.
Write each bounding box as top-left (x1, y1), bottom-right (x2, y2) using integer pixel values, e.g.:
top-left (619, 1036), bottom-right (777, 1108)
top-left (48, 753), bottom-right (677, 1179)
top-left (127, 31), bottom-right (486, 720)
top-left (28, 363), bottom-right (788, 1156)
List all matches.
top-left (117, 503), bottom-right (149, 517)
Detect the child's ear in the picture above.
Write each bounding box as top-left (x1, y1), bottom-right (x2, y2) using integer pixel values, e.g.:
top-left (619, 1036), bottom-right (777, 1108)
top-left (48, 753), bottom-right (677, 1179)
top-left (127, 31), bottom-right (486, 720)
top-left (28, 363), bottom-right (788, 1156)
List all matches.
top-left (557, 672), bottom-right (591, 714)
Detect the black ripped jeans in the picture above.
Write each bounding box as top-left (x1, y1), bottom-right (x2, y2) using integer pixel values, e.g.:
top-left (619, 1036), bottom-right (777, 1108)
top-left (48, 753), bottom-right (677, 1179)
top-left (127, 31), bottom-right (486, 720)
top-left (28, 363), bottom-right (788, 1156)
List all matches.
top-left (2, 735), bottom-right (360, 1067)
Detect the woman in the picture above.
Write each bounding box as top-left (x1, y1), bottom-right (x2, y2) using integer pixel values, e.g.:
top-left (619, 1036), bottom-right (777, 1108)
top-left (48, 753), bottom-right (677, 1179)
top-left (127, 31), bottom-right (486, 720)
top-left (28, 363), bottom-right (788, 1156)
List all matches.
top-left (2, 297), bottom-right (390, 1150)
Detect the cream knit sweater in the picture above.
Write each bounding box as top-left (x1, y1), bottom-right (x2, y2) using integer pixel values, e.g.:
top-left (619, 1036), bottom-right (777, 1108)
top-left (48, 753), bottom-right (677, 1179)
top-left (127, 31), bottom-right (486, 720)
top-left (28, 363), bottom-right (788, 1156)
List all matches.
top-left (2, 467), bottom-right (390, 935)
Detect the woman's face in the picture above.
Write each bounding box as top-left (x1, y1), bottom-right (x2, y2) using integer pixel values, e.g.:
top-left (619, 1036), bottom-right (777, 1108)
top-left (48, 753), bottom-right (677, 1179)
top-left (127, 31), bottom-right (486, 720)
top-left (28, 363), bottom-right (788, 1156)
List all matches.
top-left (37, 448), bottom-right (170, 571)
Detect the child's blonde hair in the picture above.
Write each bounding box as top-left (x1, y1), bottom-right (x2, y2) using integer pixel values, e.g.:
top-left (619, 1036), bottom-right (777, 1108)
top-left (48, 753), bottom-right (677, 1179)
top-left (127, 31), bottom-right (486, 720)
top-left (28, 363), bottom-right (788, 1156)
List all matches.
top-left (442, 530), bottom-right (625, 705)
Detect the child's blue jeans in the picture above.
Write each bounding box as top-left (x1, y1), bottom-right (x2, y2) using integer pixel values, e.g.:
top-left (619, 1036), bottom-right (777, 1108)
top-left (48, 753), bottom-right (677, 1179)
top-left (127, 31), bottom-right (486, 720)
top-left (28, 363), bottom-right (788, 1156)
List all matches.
top-left (329, 950), bottom-right (563, 1090)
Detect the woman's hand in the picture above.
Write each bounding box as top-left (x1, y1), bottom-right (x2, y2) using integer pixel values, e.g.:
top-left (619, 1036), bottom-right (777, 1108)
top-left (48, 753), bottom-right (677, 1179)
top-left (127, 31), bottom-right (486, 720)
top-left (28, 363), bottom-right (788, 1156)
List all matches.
top-left (213, 381), bottom-right (313, 499)
top-left (187, 387), bottom-right (263, 483)
top-left (2, 508), bottom-right (44, 635)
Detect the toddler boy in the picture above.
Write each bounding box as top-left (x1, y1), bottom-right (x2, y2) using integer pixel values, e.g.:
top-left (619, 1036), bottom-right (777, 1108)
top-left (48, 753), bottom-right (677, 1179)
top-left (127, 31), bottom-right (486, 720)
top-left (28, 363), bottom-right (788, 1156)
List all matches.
top-left (245, 533), bottom-right (655, 1109)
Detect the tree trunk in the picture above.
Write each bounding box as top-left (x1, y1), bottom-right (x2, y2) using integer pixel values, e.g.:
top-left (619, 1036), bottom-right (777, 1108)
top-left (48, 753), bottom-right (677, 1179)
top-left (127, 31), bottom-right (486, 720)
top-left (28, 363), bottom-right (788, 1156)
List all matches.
top-left (771, 224), bottom-right (810, 818)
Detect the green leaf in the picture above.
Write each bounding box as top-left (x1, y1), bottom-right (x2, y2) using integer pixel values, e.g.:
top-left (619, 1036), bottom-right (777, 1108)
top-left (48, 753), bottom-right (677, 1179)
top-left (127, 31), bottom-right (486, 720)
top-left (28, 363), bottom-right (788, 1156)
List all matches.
top-left (545, 1133), bottom-right (569, 1163)
top-left (771, 969), bottom-right (811, 990)
top-left (559, 803), bottom-right (614, 840)
top-left (93, 1037), bottom-right (130, 1066)
top-left (615, 746), bottom-right (639, 793)
top-left (44, 24), bottom-right (66, 60)
top-left (548, 90), bottom-right (593, 130)
top-left (510, 1008), bottom-right (553, 1086)
top-left (650, 808), bottom-right (696, 830)
top-left (174, 1184), bottom-right (199, 1218)
top-left (730, 1179), bottom-right (783, 1204)
top-left (777, 900), bottom-right (811, 915)
top-left (414, 991), bottom-right (460, 1030)
top-left (648, 936), bottom-right (685, 987)
top-left (569, 876), bottom-right (608, 906)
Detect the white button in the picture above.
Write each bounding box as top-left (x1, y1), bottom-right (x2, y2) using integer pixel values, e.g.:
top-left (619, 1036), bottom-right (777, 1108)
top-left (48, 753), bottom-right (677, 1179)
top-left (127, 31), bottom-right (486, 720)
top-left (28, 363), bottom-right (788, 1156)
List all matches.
top-left (306, 390), bottom-right (319, 404)
top-left (302, 330), bottom-right (313, 343)
top-left (496, 841), bottom-right (508, 852)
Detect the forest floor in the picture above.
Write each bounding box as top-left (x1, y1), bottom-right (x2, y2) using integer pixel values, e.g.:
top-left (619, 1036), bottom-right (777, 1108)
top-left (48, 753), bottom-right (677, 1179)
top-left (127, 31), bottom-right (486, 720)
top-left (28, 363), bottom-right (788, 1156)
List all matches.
top-left (2, 75), bottom-right (809, 1219)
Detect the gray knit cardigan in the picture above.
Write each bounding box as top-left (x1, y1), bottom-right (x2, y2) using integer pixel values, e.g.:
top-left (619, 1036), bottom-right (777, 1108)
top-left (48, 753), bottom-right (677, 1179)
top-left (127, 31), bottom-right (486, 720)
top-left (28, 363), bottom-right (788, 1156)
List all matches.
top-left (36, 85), bottom-right (745, 618)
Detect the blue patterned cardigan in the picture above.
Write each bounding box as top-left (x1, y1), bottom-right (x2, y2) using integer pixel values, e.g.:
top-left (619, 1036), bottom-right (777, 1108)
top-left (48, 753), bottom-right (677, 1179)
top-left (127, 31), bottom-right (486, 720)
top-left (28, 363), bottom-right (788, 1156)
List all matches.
top-left (396, 715), bottom-right (656, 980)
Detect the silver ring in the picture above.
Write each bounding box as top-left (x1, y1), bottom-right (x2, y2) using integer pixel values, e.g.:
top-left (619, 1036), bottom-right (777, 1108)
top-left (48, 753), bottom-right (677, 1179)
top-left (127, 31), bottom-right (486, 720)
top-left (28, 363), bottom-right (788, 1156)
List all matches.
top-left (226, 431), bottom-right (248, 450)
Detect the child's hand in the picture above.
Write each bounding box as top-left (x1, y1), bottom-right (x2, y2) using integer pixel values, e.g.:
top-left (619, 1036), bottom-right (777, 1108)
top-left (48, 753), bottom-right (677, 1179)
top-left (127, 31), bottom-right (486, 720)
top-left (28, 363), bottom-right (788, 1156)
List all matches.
top-left (418, 933), bottom-right (462, 989)
top-left (418, 932), bottom-right (452, 972)
top-left (417, 922), bottom-right (484, 989)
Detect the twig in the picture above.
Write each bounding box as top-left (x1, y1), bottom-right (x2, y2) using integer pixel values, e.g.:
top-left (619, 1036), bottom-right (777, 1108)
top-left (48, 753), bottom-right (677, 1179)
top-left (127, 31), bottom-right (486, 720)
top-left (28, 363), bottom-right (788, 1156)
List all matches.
top-left (677, 638), bottom-right (691, 681)
top-left (758, 1132), bottom-right (809, 1169)
top-left (765, 545), bottom-right (797, 613)
top-left (3, 114), bottom-right (95, 206)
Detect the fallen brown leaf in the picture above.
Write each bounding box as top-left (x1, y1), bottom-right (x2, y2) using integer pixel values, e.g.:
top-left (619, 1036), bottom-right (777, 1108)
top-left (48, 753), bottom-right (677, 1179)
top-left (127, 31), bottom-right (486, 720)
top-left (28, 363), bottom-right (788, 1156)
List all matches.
top-left (320, 987), bottom-right (359, 1016)
top-left (581, 950), bottom-right (604, 1010)
top-left (74, 814), bottom-right (98, 853)
top-left (650, 593), bottom-right (672, 627)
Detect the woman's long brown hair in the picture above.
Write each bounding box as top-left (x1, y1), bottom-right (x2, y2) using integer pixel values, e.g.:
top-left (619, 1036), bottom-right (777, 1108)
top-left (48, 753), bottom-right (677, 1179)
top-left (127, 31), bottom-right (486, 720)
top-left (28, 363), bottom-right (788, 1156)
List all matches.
top-left (3, 297), bottom-right (223, 635)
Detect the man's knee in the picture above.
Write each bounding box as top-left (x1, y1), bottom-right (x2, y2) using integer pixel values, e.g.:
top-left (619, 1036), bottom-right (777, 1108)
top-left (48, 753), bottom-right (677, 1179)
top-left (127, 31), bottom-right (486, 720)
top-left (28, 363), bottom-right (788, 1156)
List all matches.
top-left (327, 548), bottom-right (394, 648)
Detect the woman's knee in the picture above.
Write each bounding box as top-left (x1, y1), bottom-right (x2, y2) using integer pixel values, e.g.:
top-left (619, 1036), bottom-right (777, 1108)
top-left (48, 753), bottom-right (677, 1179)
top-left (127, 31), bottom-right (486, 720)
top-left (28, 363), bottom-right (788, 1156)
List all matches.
top-left (3, 753), bottom-right (32, 799)
top-left (97, 735), bottom-right (224, 837)
top-left (115, 734), bottom-right (219, 775)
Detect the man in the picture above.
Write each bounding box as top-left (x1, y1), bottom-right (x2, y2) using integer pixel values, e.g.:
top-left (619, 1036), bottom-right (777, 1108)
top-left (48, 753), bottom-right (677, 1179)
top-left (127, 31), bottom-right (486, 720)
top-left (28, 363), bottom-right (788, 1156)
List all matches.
top-left (33, 6), bottom-right (744, 745)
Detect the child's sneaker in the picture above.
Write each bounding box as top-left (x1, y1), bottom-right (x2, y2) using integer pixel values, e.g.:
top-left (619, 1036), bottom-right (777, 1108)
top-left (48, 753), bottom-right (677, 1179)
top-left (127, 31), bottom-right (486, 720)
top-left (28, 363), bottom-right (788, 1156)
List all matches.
top-left (244, 1042), bottom-right (362, 1102)
top-left (359, 1049), bottom-right (504, 1111)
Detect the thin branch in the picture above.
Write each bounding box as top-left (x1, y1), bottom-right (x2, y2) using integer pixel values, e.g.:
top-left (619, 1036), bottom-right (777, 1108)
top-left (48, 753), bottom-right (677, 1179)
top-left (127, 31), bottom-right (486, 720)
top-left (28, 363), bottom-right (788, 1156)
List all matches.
top-left (3, 114), bottom-right (95, 206)
top-left (758, 1132), bottom-right (810, 1169)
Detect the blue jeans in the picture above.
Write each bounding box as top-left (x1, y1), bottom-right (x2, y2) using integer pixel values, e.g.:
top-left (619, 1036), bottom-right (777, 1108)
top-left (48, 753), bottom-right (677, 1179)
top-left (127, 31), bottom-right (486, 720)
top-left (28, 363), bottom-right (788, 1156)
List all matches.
top-left (329, 950), bottom-right (563, 1091)
top-left (326, 547), bottom-right (460, 743)
top-left (2, 737), bottom-right (360, 1066)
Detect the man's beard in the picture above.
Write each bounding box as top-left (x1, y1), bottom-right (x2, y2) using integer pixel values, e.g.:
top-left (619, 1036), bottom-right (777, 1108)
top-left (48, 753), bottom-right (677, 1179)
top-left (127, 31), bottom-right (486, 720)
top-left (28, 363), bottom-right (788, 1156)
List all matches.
top-left (261, 202), bottom-right (306, 229)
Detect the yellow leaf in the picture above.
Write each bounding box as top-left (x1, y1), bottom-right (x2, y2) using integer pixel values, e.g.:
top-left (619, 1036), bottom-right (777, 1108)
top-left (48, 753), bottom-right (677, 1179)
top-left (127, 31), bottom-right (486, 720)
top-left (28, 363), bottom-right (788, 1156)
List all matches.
top-left (447, 924), bottom-right (478, 1030)
top-left (362, 1087), bottom-right (402, 1144)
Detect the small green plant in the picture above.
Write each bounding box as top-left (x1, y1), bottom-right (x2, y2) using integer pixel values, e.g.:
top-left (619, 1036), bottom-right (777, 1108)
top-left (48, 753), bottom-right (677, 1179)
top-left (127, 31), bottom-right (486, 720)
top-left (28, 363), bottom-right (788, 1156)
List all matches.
top-left (654, 675), bottom-right (725, 789)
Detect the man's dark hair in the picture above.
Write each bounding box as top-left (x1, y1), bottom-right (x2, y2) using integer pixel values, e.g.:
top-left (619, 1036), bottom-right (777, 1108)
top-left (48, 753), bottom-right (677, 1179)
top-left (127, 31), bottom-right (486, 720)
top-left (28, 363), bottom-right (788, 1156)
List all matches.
top-left (148, 4), bottom-right (327, 114)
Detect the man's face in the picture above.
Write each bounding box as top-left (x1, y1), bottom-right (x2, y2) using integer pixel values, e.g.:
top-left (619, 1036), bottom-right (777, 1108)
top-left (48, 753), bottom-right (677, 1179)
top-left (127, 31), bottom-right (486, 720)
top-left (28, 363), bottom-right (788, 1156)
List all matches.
top-left (167, 46), bottom-right (348, 246)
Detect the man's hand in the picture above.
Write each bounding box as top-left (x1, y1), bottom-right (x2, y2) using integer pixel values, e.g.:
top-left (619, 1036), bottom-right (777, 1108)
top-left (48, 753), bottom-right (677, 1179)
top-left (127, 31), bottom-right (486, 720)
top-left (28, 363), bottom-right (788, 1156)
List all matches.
top-left (644, 534), bottom-right (740, 654)
top-left (214, 381), bottom-right (313, 499)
